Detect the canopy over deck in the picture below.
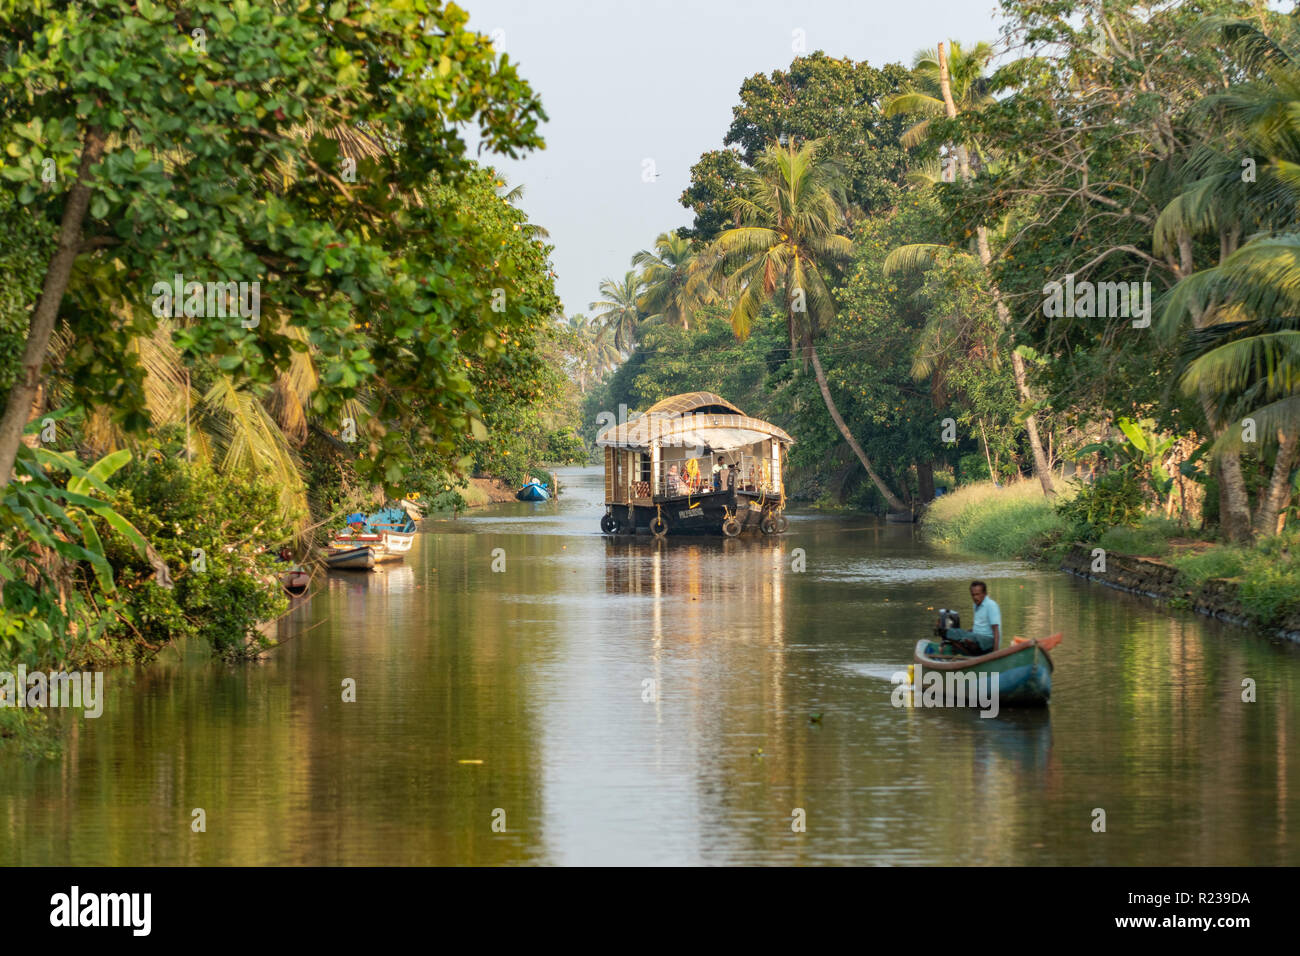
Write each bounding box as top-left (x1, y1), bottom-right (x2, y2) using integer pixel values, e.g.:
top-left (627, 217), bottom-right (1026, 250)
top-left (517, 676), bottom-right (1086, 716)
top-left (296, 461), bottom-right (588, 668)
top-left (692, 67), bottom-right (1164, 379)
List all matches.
top-left (645, 391), bottom-right (744, 417)
top-left (596, 392), bottom-right (793, 451)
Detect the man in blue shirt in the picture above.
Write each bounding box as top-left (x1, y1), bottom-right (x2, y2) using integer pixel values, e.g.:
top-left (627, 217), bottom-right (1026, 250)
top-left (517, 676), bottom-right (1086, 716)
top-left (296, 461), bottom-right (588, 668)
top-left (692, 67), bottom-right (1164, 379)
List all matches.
top-left (941, 580), bottom-right (1002, 655)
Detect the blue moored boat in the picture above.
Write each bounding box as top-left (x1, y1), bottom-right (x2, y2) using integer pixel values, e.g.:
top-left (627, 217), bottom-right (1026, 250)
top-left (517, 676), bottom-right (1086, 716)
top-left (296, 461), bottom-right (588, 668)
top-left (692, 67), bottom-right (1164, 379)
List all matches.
top-left (516, 479), bottom-right (550, 501)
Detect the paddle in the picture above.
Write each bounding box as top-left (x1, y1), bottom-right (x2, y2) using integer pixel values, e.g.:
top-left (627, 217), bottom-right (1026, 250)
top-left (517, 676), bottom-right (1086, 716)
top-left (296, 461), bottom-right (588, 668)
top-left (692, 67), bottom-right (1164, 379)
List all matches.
top-left (1011, 632), bottom-right (1064, 652)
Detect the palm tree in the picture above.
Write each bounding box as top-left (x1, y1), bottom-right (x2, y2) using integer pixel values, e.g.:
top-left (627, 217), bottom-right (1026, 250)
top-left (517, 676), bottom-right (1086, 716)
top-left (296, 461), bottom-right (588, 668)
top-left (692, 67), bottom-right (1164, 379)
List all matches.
top-left (1156, 15), bottom-right (1300, 538)
top-left (590, 271), bottom-right (645, 353)
top-left (495, 177), bottom-right (551, 241)
top-left (71, 315), bottom-right (341, 534)
top-left (885, 42), bottom-right (1057, 495)
top-left (883, 41), bottom-right (996, 173)
top-left (631, 232), bottom-right (715, 330)
top-left (562, 313), bottom-right (620, 388)
top-left (1177, 306), bottom-right (1299, 535)
top-left (588, 322), bottom-right (623, 378)
top-left (708, 140), bottom-right (908, 512)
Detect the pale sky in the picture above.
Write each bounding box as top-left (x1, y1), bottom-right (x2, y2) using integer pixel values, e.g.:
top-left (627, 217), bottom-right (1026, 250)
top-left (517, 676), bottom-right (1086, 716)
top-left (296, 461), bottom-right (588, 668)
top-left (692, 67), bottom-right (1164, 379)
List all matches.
top-left (462, 0), bottom-right (1005, 315)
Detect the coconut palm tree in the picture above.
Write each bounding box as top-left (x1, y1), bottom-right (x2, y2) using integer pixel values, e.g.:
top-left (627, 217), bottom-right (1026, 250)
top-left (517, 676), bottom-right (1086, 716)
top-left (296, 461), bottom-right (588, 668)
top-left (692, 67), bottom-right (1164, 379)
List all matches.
top-left (631, 232), bottom-right (715, 330)
top-left (1177, 306), bottom-right (1299, 534)
top-left (885, 41), bottom-right (1057, 495)
top-left (588, 321), bottom-right (623, 378)
top-left (1156, 15), bottom-right (1300, 538)
top-left (561, 313), bottom-right (620, 388)
top-left (708, 139), bottom-right (908, 512)
top-left (882, 41), bottom-right (996, 172)
top-left (495, 178), bottom-right (551, 240)
top-left (590, 271), bottom-right (645, 353)
top-left (70, 315), bottom-right (350, 533)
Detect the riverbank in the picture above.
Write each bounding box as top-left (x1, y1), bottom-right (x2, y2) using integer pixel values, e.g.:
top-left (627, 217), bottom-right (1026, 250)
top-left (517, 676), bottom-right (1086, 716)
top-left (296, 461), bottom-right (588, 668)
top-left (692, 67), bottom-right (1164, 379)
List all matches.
top-left (463, 476), bottom-right (524, 506)
top-left (1058, 545), bottom-right (1300, 642)
top-left (922, 480), bottom-right (1300, 643)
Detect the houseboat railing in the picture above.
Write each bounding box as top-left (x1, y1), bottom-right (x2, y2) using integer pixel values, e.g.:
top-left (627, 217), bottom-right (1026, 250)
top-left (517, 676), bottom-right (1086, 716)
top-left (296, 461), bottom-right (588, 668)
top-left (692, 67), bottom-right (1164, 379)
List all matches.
top-left (653, 454), bottom-right (778, 498)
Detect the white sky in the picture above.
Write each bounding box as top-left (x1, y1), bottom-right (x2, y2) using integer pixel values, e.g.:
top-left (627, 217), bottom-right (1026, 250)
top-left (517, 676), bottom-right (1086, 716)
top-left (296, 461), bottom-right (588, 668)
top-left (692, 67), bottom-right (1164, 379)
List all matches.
top-left (462, 0), bottom-right (1005, 315)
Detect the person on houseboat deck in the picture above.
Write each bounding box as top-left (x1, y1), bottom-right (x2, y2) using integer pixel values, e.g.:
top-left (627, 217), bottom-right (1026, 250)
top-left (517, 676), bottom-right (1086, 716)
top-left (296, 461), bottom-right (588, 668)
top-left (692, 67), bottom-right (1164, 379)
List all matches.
top-left (667, 464), bottom-right (684, 495)
top-left (684, 456), bottom-right (701, 491)
top-left (942, 580), bottom-right (1002, 655)
top-left (711, 458), bottom-right (723, 491)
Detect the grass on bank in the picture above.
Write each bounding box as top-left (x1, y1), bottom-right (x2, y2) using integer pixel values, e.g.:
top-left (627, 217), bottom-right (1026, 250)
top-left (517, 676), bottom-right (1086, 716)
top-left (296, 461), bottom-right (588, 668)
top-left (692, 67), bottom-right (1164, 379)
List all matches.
top-left (923, 479), bottom-right (1300, 627)
top-left (1096, 516), bottom-right (1184, 556)
top-left (921, 480), bottom-right (1070, 559)
top-left (1170, 533), bottom-right (1300, 624)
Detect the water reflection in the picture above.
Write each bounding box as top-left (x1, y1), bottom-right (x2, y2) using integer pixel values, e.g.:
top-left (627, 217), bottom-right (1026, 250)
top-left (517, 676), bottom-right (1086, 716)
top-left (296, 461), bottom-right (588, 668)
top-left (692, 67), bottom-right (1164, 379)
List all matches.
top-left (1, 465), bottom-right (1297, 865)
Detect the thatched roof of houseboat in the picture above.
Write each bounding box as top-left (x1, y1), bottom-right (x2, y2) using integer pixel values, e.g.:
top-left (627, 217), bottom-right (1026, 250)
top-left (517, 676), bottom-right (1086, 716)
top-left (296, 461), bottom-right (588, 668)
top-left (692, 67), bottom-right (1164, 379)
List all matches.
top-left (596, 392), bottom-right (794, 451)
top-left (645, 392), bottom-right (744, 417)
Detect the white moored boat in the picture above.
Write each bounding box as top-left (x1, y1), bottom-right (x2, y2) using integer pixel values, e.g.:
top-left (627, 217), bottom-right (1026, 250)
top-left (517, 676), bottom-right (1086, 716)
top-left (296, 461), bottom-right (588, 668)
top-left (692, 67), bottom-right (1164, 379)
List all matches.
top-left (324, 505), bottom-right (419, 568)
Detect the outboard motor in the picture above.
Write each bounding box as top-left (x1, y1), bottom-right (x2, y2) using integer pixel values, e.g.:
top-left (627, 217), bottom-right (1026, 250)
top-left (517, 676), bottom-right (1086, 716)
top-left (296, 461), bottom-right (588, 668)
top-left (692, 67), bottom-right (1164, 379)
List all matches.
top-left (935, 609), bottom-right (961, 638)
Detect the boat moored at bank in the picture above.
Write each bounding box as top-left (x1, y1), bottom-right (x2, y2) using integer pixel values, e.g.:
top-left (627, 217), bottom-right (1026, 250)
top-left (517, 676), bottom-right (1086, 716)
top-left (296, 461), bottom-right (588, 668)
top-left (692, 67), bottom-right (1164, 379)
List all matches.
top-left (516, 479), bottom-right (550, 501)
top-left (324, 503), bottom-right (419, 568)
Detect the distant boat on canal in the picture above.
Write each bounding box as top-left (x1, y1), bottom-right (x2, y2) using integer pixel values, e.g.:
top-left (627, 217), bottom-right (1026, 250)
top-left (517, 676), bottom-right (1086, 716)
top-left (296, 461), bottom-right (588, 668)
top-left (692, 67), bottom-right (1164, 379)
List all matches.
top-left (516, 479), bottom-right (550, 501)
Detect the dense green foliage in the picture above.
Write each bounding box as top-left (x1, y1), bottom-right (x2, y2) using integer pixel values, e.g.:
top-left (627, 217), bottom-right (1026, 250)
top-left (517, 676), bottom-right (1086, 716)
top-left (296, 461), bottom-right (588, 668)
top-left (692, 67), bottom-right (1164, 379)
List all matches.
top-left (0, 0), bottom-right (550, 489)
top-left (101, 455), bottom-right (292, 659)
top-left (584, 0), bottom-right (1299, 539)
top-left (0, 1), bottom-right (584, 692)
top-left (680, 52), bottom-right (914, 239)
top-left (1056, 472), bottom-right (1149, 541)
top-left (1, 444), bottom-right (146, 667)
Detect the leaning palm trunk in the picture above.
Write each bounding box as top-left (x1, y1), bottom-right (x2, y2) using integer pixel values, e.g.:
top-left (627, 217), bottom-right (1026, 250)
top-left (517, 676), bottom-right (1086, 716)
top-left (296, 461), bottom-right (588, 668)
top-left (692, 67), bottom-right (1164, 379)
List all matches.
top-left (710, 140), bottom-right (908, 512)
top-left (808, 346), bottom-right (908, 512)
top-left (938, 43), bottom-right (1056, 496)
top-left (0, 129), bottom-right (105, 488)
top-left (1255, 428), bottom-right (1298, 537)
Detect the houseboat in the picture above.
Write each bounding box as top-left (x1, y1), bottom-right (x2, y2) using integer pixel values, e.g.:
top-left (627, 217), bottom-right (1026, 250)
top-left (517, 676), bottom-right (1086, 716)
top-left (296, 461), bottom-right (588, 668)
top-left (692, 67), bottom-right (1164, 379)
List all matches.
top-left (596, 392), bottom-right (793, 537)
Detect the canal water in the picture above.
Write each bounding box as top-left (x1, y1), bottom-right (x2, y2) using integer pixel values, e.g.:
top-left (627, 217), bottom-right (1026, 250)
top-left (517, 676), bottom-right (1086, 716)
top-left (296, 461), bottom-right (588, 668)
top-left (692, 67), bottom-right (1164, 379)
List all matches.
top-left (2, 465), bottom-right (1297, 865)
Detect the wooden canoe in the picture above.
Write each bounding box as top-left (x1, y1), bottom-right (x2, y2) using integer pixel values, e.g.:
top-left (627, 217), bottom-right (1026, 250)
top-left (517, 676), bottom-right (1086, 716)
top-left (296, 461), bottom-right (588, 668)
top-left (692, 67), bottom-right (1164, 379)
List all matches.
top-left (281, 569), bottom-right (311, 595)
top-left (912, 632), bottom-right (1061, 706)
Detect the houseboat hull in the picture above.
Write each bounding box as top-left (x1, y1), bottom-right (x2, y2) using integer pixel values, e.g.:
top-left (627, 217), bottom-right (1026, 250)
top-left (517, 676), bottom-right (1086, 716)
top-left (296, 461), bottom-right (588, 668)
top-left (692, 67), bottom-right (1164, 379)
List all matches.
top-left (601, 490), bottom-right (788, 537)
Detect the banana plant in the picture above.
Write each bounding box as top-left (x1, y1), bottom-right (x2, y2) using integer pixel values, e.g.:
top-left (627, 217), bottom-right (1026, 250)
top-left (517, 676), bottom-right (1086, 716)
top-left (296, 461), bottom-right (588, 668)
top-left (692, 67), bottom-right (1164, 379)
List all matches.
top-left (1075, 418), bottom-right (1177, 503)
top-left (1115, 418), bottom-right (1177, 502)
top-left (1, 441), bottom-right (154, 666)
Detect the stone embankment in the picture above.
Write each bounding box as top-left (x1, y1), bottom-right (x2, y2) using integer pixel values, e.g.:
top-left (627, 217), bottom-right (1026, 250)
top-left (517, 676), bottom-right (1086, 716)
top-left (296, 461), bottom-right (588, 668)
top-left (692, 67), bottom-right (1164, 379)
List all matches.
top-left (1059, 544), bottom-right (1300, 643)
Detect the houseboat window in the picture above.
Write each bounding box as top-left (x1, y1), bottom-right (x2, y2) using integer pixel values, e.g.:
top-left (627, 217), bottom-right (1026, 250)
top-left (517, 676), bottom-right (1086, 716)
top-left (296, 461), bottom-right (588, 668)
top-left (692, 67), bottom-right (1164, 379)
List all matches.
top-left (639, 453), bottom-right (651, 483)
